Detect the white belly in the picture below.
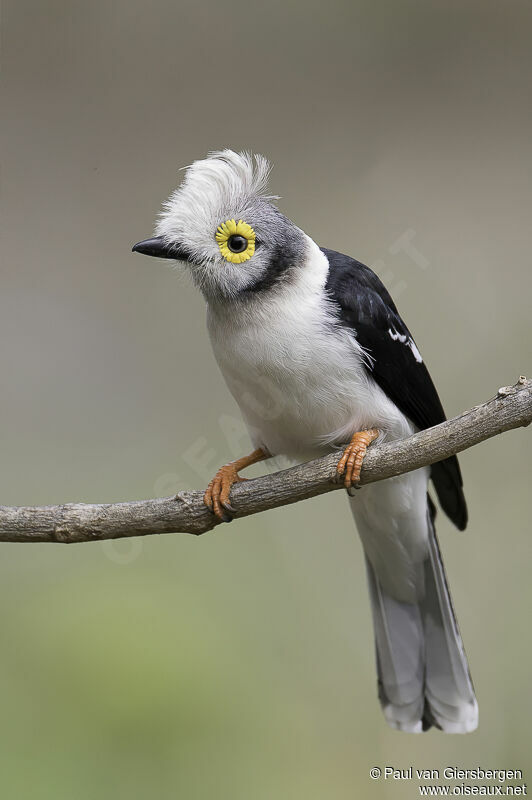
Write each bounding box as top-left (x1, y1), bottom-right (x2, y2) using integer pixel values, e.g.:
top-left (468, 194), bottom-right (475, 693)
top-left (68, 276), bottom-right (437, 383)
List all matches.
top-left (207, 241), bottom-right (413, 460)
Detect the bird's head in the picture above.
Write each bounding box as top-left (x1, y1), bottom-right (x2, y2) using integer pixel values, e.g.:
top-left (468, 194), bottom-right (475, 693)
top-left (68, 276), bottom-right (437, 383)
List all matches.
top-left (133, 150), bottom-right (308, 300)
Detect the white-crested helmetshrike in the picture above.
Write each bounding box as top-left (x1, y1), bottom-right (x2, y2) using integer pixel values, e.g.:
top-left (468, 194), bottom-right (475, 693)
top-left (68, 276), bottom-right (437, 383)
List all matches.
top-left (133, 150), bottom-right (477, 733)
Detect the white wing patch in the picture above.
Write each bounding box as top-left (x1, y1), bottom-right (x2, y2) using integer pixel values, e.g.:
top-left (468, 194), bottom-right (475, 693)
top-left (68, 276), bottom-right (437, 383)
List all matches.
top-left (388, 328), bottom-right (423, 364)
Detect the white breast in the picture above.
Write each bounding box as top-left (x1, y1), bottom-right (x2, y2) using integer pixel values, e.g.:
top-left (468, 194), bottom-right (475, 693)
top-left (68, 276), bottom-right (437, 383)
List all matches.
top-left (207, 238), bottom-right (413, 460)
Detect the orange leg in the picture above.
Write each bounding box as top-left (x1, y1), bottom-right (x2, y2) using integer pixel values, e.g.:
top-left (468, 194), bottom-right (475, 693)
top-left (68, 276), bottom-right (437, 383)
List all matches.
top-left (336, 429), bottom-right (380, 490)
top-left (204, 447), bottom-right (269, 522)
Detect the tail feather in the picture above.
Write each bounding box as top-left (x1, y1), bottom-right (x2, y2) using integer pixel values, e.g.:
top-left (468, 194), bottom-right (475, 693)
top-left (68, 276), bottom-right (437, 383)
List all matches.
top-left (422, 521), bottom-right (478, 732)
top-left (365, 509), bottom-right (478, 733)
top-left (431, 456), bottom-right (468, 531)
top-left (366, 559), bottom-right (425, 732)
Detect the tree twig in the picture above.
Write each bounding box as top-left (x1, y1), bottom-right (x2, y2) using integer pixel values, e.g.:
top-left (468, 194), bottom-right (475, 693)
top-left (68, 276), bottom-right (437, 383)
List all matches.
top-left (1, 377), bottom-right (530, 544)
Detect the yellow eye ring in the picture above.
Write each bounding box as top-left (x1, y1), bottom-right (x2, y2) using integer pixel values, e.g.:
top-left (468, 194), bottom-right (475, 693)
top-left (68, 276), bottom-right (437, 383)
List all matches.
top-left (215, 219), bottom-right (256, 263)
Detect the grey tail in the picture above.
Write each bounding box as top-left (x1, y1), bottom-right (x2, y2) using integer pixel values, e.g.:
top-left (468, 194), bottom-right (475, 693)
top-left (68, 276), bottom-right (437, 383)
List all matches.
top-left (365, 507), bottom-right (478, 733)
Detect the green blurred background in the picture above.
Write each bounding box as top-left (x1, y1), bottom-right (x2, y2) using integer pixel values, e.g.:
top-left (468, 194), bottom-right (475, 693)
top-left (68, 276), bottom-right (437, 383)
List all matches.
top-left (1, 1), bottom-right (531, 797)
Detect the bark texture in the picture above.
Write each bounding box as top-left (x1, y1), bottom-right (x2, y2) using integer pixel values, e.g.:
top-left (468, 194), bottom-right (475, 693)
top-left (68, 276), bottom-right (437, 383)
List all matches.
top-left (0, 378), bottom-right (530, 544)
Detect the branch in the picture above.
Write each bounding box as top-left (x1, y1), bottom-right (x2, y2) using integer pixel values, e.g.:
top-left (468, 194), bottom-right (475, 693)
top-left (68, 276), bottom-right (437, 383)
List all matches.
top-left (1, 378), bottom-right (530, 544)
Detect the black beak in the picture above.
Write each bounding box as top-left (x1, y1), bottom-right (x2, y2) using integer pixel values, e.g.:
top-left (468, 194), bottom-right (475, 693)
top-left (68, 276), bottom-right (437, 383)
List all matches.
top-left (132, 236), bottom-right (192, 261)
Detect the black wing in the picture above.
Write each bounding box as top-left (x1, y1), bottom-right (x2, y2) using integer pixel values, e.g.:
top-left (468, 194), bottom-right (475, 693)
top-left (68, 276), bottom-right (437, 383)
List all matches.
top-left (322, 247), bottom-right (467, 530)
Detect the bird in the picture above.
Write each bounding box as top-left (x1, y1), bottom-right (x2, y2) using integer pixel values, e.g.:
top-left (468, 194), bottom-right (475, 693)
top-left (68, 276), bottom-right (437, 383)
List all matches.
top-left (133, 149), bottom-right (478, 733)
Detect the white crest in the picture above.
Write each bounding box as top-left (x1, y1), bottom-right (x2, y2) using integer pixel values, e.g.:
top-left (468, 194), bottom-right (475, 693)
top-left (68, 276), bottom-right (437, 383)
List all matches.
top-left (153, 150), bottom-right (304, 299)
top-left (156, 150), bottom-right (273, 259)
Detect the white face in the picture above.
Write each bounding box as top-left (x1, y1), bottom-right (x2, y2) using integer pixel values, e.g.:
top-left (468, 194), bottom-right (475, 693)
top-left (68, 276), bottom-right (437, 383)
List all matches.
top-left (150, 150), bottom-right (307, 300)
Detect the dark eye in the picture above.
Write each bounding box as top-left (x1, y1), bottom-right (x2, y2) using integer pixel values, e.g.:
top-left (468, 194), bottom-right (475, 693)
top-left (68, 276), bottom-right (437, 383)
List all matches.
top-left (227, 234), bottom-right (248, 253)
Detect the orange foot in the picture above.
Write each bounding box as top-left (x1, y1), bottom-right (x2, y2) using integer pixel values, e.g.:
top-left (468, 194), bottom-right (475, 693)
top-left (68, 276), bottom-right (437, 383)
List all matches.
top-left (336, 429), bottom-right (380, 491)
top-left (204, 448), bottom-right (269, 522)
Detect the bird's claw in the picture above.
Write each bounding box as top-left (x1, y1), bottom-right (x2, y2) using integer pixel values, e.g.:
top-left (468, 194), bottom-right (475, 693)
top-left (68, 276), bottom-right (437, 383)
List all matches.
top-left (336, 429), bottom-right (380, 490)
top-left (204, 465), bottom-right (245, 522)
